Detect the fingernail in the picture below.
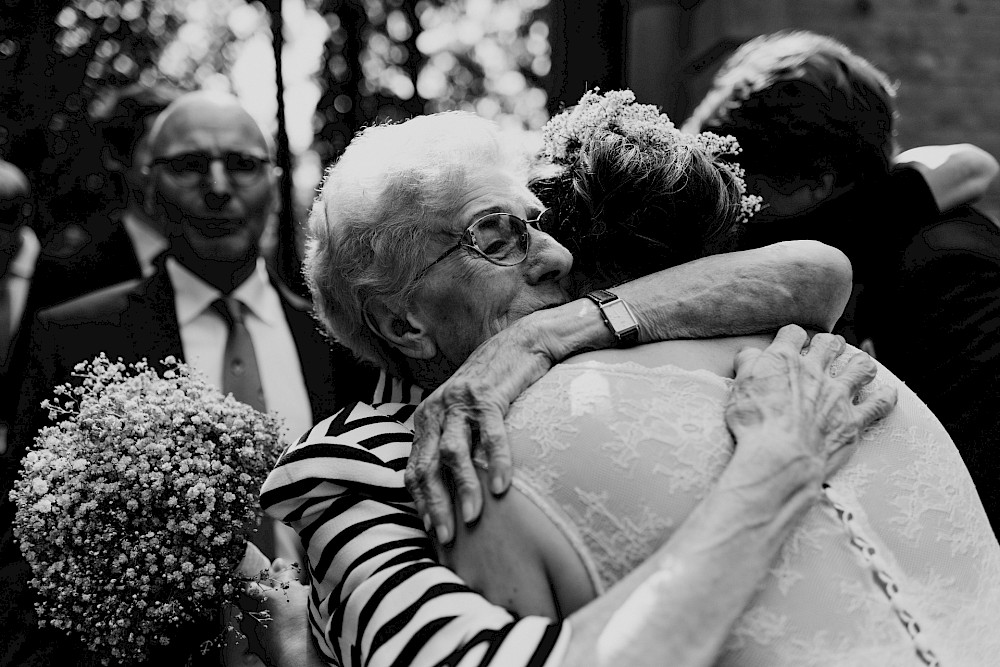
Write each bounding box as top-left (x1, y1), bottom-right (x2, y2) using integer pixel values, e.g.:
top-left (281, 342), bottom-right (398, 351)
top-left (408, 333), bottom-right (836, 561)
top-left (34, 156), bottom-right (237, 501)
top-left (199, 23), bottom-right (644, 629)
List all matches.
top-left (435, 523), bottom-right (451, 545)
top-left (491, 474), bottom-right (505, 495)
top-left (461, 498), bottom-right (475, 523)
top-left (422, 514), bottom-right (432, 534)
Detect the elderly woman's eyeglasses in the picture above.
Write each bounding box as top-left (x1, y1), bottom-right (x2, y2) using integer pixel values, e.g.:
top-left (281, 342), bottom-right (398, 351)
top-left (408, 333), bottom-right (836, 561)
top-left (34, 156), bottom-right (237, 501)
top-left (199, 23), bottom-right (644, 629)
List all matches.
top-left (150, 152), bottom-right (271, 186)
top-left (413, 209), bottom-right (551, 284)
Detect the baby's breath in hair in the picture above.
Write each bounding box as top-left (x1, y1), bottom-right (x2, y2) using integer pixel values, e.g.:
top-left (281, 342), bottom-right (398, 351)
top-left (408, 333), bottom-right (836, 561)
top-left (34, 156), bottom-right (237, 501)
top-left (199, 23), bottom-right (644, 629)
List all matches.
top-left (10, 354), bottom-right (284, 665)
top-left (542, 89), bottom-right (762, 222)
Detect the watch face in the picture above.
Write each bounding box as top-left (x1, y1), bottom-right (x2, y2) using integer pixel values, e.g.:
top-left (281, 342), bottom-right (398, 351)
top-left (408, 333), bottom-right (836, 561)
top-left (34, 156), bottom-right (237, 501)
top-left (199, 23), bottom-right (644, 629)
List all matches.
top-left (603, 300), bottom-right (637, 334)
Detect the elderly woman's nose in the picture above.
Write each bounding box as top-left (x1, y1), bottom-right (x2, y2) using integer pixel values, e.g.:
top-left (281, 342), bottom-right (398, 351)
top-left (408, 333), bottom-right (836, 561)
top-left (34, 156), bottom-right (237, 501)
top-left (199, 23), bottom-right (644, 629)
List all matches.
top-left (525, 229), bottom-right (573, 284)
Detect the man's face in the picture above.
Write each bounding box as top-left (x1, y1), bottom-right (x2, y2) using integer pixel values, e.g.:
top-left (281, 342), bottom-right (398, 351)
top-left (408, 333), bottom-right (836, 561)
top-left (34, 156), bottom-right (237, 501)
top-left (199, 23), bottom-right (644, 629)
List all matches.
top-left (149, 99), bottom-right (274, 266)
top-left (408, 166), bottom-right (574, 367)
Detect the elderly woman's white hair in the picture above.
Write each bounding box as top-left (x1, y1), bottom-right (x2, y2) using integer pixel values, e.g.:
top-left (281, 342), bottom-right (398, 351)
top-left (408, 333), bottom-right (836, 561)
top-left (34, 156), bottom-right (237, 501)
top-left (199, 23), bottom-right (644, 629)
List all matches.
top-left (305, 111), bottom-right (533, 372)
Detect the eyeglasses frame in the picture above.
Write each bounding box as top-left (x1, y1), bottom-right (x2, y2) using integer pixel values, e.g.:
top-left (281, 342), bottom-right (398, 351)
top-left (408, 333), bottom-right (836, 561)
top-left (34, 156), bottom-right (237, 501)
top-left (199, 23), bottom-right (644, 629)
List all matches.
top-left (412, 209), bottom-right (550, 285)
top-left (148, 152), bottom-right (272, 186)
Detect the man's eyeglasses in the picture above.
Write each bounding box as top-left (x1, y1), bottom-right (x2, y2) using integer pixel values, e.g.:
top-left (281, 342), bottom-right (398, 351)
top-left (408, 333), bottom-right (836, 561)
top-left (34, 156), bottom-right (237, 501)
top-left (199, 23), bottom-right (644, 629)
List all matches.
top-left (150, 152), bottom-right (271, 186)
top-left (413, 209), bottom-right (551, 284)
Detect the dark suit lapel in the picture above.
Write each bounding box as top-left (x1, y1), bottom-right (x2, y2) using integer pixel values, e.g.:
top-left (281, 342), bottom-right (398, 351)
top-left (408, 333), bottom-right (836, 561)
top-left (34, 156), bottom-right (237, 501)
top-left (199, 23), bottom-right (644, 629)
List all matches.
top-left (125, 268), bottom-right (185, 368)
top-left (274, 281), bottom-right (338, 421)
top-left (106, 211), bottom-right (144, 281)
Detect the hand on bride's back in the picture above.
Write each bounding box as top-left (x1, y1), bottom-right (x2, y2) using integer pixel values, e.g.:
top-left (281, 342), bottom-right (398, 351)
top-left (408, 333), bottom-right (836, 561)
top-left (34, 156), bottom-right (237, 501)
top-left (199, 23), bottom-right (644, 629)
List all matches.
top-left (725, 324), bottom-right (898, 479)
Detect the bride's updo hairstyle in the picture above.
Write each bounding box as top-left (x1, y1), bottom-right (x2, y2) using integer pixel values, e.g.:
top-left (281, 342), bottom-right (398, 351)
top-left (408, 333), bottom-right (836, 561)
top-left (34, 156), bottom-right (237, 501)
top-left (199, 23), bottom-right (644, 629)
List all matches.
top-left (531, 89), bottom-right (761, 290)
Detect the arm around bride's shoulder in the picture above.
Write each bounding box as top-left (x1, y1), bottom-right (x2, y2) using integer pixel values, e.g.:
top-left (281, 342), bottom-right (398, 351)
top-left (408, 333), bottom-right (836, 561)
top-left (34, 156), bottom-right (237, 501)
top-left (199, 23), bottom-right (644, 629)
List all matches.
top-left (896, 143), bottom-right (999, 212)
top-left (612, 239), bottom-right (853, 340)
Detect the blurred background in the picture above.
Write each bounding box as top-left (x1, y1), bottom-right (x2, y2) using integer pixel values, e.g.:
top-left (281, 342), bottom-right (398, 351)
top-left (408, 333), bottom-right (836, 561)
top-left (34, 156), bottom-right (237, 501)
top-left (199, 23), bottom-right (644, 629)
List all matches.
top-left (1, 0), bottom-right (997, 288)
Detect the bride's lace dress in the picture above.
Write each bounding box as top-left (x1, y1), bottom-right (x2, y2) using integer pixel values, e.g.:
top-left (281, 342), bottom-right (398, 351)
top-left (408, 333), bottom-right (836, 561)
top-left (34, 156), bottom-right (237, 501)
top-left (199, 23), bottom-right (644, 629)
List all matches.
top-left (505, 354), bottom-right (1000, 666)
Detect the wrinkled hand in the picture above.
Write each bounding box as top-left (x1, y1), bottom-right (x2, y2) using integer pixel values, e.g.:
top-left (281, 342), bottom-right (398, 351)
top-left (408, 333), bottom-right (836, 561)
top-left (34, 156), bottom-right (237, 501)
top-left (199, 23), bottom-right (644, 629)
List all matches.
top-left (725, 325), bottom-right (897, 479)
top-left (240, 559), bottom-right (324, 667)
top-left (407, 319), bottom-right (557, 545)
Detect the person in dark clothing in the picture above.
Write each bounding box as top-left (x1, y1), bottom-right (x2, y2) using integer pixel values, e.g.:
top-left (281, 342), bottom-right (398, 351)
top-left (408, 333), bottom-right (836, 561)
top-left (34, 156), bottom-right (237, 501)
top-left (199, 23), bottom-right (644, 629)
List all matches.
top-left (28, 83), bottom-right (183, 313)
top-left (1, 85), bottom-right (185, 452)
top-left (0, 160), bottom-right (38, 458)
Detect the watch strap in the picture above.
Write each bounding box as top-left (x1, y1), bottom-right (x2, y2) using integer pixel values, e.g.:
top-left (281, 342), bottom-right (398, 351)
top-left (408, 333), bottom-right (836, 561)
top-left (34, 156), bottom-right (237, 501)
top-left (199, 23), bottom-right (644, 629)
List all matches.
top-left (585, 289), bottom-right (640, 346)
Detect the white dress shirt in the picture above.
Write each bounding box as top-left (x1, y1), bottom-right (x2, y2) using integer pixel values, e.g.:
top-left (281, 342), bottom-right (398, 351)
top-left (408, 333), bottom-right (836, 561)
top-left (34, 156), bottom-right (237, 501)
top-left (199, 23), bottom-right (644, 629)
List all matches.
top-left (165, 256), bottom-right (313, 442)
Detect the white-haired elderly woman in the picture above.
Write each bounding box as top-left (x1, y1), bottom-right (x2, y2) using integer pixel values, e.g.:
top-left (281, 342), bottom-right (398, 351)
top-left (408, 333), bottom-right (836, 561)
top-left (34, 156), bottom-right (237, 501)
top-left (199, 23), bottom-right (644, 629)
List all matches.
top-left (259, 111), bottom-right (888, 667)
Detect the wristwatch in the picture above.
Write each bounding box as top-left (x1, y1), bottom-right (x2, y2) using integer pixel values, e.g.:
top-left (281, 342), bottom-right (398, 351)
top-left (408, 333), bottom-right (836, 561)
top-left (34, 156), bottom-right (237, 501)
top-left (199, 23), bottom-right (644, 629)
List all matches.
top-left (585, 289), bottom-right (640, 347)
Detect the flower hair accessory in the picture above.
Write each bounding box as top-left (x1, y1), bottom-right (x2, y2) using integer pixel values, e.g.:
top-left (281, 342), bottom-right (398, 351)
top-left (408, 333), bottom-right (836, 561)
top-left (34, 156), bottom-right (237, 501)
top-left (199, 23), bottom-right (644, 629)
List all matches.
top-left (10, 354), bottom-right (284, 665)
top-left (541, 89), bottom-right (762, 222)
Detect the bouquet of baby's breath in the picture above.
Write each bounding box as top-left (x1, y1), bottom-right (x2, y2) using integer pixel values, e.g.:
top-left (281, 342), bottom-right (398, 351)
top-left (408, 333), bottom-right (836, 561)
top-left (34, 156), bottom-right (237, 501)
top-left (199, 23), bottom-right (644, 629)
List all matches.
top-left (9, 354), bottom-right (283, 665)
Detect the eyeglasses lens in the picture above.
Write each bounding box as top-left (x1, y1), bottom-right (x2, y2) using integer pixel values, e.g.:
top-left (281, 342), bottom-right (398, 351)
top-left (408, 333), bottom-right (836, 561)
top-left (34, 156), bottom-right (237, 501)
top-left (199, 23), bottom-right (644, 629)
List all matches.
top-left (162, 153), bottom-right (267, 185)
top-left (468, 214), bottom-right (529, 265)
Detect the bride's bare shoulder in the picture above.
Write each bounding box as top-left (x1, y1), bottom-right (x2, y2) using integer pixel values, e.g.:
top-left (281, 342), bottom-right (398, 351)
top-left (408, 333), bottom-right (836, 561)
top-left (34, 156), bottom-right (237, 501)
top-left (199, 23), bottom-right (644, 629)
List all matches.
top-left (565, 334), bottom-right (774, 379)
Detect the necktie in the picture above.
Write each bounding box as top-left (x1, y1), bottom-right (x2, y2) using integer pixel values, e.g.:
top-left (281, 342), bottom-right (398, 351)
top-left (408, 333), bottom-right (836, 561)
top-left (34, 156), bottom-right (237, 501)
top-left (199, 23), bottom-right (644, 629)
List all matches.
top-left (213, 297), bottom-right (275, 557)
top-left (212, 297), bottom-right (267, 413)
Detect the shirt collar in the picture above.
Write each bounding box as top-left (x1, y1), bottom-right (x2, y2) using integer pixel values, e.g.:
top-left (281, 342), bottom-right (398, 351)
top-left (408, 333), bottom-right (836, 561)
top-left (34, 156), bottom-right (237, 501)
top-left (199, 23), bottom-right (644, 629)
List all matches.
top-left (9, 226), bottom-right (40, 279)
top-left (165, 256), bottom-right (281, 327)
top-left (372, 369), bottom-right (426, 406)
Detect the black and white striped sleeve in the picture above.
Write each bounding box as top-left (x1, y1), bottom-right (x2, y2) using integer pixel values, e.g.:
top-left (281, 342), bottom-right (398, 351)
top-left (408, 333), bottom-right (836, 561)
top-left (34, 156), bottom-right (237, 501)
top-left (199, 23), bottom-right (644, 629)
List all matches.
top-left (260, 402), bottom-right (571, 667)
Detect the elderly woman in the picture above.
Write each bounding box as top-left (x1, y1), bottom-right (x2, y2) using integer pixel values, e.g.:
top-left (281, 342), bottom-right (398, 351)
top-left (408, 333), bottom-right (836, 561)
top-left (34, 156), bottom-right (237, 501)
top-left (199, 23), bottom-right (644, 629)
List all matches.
top-left (260, 110), bottom-right (891, 667)
top-left (438, 92), bottom-right (1000, 666)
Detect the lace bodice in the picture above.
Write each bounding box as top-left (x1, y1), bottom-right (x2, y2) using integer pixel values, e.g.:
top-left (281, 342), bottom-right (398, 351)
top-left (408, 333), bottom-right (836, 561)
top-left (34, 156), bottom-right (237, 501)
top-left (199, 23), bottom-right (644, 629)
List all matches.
top-left (505, 354), bottom-right (1000, 667)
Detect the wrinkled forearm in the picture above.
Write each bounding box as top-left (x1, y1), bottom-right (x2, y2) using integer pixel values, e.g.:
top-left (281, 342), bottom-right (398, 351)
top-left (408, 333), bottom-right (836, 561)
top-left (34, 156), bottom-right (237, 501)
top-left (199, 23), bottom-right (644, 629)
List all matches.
top-left (615, 240), bottom-right (852, 340)
top-left (562, 441), bottom-right (822, 667)
top-left (517, 240), bottom-right (852, 365)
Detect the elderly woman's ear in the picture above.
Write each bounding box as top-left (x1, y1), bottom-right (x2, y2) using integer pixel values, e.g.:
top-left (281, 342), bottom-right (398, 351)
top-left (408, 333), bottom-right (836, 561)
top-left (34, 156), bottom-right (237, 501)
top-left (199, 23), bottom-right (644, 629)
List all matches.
top-left (366, 301), bottom-right (438, 360)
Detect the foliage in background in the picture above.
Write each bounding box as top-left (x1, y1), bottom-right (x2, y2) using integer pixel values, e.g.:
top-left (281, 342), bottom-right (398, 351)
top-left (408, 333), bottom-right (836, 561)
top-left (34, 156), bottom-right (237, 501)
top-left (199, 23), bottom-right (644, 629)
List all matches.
top-left (311, 0), bottom-right (551, 166)
top-left (1, 0), bottom-right (551, 239)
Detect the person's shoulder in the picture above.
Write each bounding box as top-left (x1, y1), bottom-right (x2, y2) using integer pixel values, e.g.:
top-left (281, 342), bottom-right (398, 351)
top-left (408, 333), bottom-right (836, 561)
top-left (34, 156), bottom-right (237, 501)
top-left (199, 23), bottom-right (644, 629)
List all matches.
top-left (261, 401), bottom-right (412, 507)
top-left (282, 401), bottom-right (415, 463)
top-left (37, 277), bottom-right (144, 326)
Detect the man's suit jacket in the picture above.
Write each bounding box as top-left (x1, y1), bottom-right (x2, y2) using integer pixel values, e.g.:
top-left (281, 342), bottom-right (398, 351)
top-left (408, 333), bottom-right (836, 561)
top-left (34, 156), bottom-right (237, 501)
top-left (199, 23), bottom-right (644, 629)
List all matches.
top-left (862, 205), bottom-right (1000, 530)
top-left (0, 264), bottom-right (377, 667)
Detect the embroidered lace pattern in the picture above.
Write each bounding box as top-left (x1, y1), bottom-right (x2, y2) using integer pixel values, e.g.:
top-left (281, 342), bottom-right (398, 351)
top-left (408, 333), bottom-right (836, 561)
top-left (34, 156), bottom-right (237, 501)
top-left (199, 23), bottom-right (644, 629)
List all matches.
top-left (505, 353), bottom-right (1000, 666)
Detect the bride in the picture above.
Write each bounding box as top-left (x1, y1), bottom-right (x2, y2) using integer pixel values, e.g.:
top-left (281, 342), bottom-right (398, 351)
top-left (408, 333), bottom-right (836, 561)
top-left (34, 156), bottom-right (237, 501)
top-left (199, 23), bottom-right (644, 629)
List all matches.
top-left (438, 91), bottom-right (1000, 667)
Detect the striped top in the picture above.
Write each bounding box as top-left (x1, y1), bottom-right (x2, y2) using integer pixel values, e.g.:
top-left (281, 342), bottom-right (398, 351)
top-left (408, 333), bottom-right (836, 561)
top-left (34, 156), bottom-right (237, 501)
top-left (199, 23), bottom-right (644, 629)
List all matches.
top-left (260, 371), bottom-right (571, 667)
